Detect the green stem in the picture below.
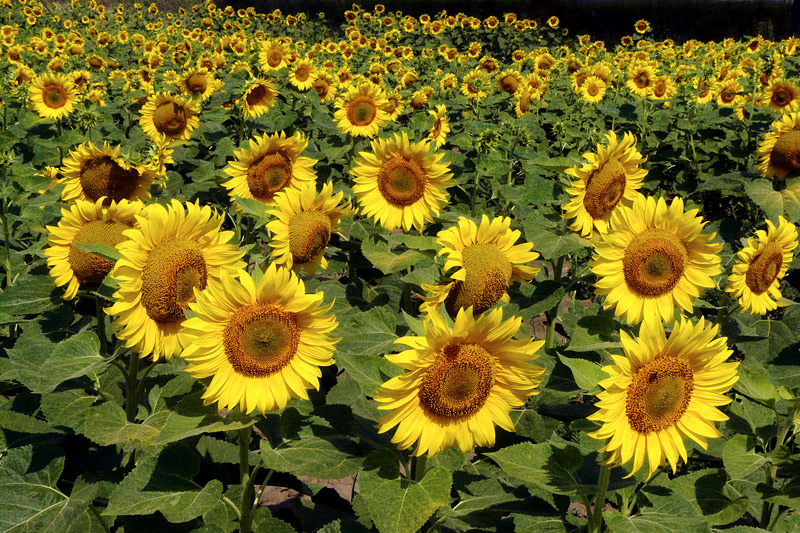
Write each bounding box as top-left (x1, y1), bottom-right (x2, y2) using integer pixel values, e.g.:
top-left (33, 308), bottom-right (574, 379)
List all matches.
top-left (56, 119), bottom-right (64, 165)
top-left (221, 495), bottom-right (242, 521)
top-left (252, 469), bottom-right (274, 515)
top-left (124, 354), bottom-right (140, 423)
top-left (410, 455), bottom-right (427, 482)
top-left (470, 170), bottom-right (481, 218)
top-left (238, 427), bottom-right (255, 533)
top-left (760, 464), bottom-right (776, 528)
top-left (95, 296), bottom-right (108, 356)
top-left (544, 256), bottom-right (566, 351)
top-left (2, 197), bottom-right (11, 289)
top-left (588, 463), bottom-right (611, 533)
top-left (133, 362), bottom-right (157, 406)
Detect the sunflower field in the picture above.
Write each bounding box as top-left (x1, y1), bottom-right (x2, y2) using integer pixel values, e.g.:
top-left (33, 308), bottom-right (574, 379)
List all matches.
top-left (1, 1), bottom-right (800, 532)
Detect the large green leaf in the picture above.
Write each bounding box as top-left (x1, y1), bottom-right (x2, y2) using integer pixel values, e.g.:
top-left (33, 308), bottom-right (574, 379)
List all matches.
top-left (669, 469), bottom-right (749, 526)
top-left (260, 434), bottom-right (363, 479)
top-left (486, 440), bottom-right (583, 495)
top-left (152, 393), bottom-right (254, 446)
top-left (81, 401), bottom-right (163, 452)
top-left (361, 236), bottom-right (429, 274)
top-left (603, 490), bottom-right (710, 532)
top-left (723, 435), bottom-right (766, 480)
top-left (0, 274), bottom-right (57, 316)
top-left (558, 354), bottom-right (605, 394)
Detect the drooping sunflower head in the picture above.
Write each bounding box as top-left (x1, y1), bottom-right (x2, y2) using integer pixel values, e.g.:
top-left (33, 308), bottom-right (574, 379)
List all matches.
top-left (563, 131), bottom-right (647, 238)
top-left (757, 112), bottom-right (800, 179)
top-left (312, 72), bottom-right (337, 102)
top-left (179, 67), bottom-right (218, 101)
top-left (333, 82), bottom-right (390, 138)
top-left (495, 69), bottom-right (522, 94)
top-left (591, 195), bottom-right (723, 325)
top-left (375, 307), bottom-right (545, 457)
top-left (139, 92), bottom-right (200, 142)
top-left (266, 181), bottom-right (356, 275)
top-left (241, 78), bottom-right (278, 118)
top-left (29, 72), bottom-right (78, 120)
top-left (351, 131), bottom-right (452, 232)
top-left (763, 79), bottom-right (800, 114)
top-left (59, 141), bottom-right (159, 205)
top-left (45, 197), bottom-right (143, 300)
top-left (420, 215), bottom-right (540, 318)
top-left (222, 130), bottom-right (317, 209)
top-left (726, 216), bottom-right (798, 315)
top-left (106, 199), bottom-right (246, 360)
top-left (589, 318), bottom-right (738, 477)
top-left (180, 264), bottom-right (338, 414)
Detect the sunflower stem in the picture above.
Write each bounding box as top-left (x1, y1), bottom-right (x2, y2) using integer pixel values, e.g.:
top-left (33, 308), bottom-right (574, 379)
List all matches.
top-left (410, 455), bottom-right (427, 483)
top-left (95, 296), bottom-right (108, 356)
top-left (124, 353), bottom-right (140, 423)
top-left (221, 495), bottom-right (242, 521)
top-left (760, 463), bottom-right (777, 528)
top-left (56, 119), bottom-right (64, 165)
top-left (545, 256), bottom-right (565, 351)
top-left (238, 427), bottom-right (256, 533)
top-left (588, 463), bottom-right (611, 533)
top-left (2, 197), bottom-right (12, 289)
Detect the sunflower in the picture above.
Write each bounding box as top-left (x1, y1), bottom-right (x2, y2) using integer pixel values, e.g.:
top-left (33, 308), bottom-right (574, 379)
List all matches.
top-left (461, 69), bottom-right (490, 100)
top-left (589, 318), bottom-right (738, 478)
top-left (562, 131), bottom-right (647, 238)
top-left (726, 216), bottom-right (798, 315)
top-left (591, 195), bottom-right (723, 325)
top-left (29, 73), bottom-right (78, 120)
top-left (427, 104), bottom-right (450, 148)
top-left (265, 182), bottom-right (355, 275)
top-left (288, 58), bottom-right (316, 91)
top-left (222, 131), bottom-right (317, 208)
top-left (139, 92), bottom-right (199, 142)
top-left (579, 75), bottom-right (607, 103)
top-left (375, 307), bottom-right (545, 457)
top-left (45, 197), bottom-right (143, 300)
top-left (762, 79), bottom-right (800, 114)
top-left (59, 141), bottom-right (158, 205)
top-left (715, 79), bottom-right (744, 106)
top-left (420, 215), bottom-right (539, 318)
top-left (241, 78), bottom-right (278, 118)
top-left (384, 90), bottom-right (404, 121)
top-left (757, 111), bottom-right (800, 179)
top-left (626, 63), bottom-right (655, 98)
top-left (351, 132), bottom-right (452, 232)
top-left (651, 75), bottom-right (677, 101)
top-left (178, 67), bottom-right (219, 101)
top-left (333, 82), bottom-right (390, 138)
top-left (634, 19), bottom-right (651, 34)
top-left (180, 264), bottom-right (338, 414)
top-left (311, 72), bottom-right (337, 102)
top-left (258, 39), bottom-right (289, 72)
top-left (495, 69), bottom-right (521, 95)
top-left (106, 200), bottom-right (246, 360)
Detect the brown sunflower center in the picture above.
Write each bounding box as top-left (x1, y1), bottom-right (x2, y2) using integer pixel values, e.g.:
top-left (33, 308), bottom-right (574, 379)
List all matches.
top-left (246, 151), bottom-right (293, 202)
top-left (634, 72), bottom-right (650, 88)
top-left (346, 95), bottom-right (378, 126)
top-left (653, 81), bottom-right (667, 98)
top-left (626, 357), bottom-right (694, 434)
top-left (246, 84), bottom-right (268, 106)
top-left (223, 304), bottom-right (299, 377)
top-left (185, 72), bottom-right (207, 94)
top-left (43, 83), bottom-right (68, 109)
top-left (745, 240), bottom-right (783, 295)
top-left (294, 65), bottom-right (310, 82)
top-left (772, 87), bottom-right (793, 107)
top-left (267, 49), bottom-right (283, 67)
top-left (499, 75), bottom-right (518, 94)
top-left (419, 342), bottom-right (495, 417)
top-left (152, 101), bottom-right (188, 137)
top-left (623, 228), bottom-right (688, 297)
top-left (583, 158), bottom-right (627, 219)
top-left (140, 238), bottom-right (207, 323)
top-left (79, 156), bottom-right (142, 203)
top-left (289, 211), bottom-right (332, 264)
top-left (587, 83), bottom-right (600, 97)
top-left (68, 219), bottom-right (131, 282)
top-left (445, 243), bottom-right (512, 317)
top-left (313, 79), bottom-right (329, 98)
top-left (770, 130), bottom-right (800, 175)
top-left (377, 157), bottom-right (427, 207)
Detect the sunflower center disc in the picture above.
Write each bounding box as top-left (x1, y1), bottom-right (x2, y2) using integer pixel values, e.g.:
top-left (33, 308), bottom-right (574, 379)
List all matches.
top-left (347, 95), bottom-right (377, 126)
top-left (771, 130), bottom-right (800, 175)
top-left (623, 228), bottom-right (688, 297)
top-left (79, 156), bottom-right (141, 203)
top-left (499, 75), bottom-right (518, 93)
top-left (313, 79), bottom-right (329, 98)
top-left (772, 87), bottom-right (792, 107)
top-left (377, 157), bottom-right (426, 206)
top-left (626, 357), bottom-right (694, 434)
top-left (635, 73), bottom-right (649, 88)
top-left (267, 50), bottom-right (283, 67)
top-left (295, 66), bottom-right (310, 82)
top-left (246, 152), bottom-right (293, 201)
top-left (745, 240), bottom-right (783, 295)
top-left (152, 101), bottom-right (188, 137)
top-left (419, 343), bottom-right (495, 417)
top-left (68, 220), bottom-right (131, 282)
top-left (587, 84), bottom-right (600, 97)
top-left (43, 83), bottom-right (68, 108)
top-left (246, 85), bottom-right (267, 106)
top-left (224, 305), bottom-right (300, 377)
top-left (653, 82), bottom-right (667, 98)
top-left (289, 211), bottom-right (332, 264)
top-left (584, 158), bottom-right (627, 218)
top-left (140, 238), bottom-right (208, 323)
top-left (185, 73), bottom-right (207, 94)
top-left (445, 243), bottom-right (513, 316)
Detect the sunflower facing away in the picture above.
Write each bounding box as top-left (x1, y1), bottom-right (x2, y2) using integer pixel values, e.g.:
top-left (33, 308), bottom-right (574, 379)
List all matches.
top-left (726, 216), bottom-right (798, 315)
top-left (563, 131), bottom-right (647, 238)
top-left (375, 307), bottom-right (545, 457)
top-left (29, 72), bottom-right (78, 120)
top-left (45, 197), bottom-right (143, 300)
top-left (222, 130), bottom-right (317, 208)
top-left (181, 263), bottom-right (338, 415)
top-left (757, 112), bottom-right (800, 179)
top-left (420, 215), bottom-right (539, 318)
top-left (241, 78), bottom-right (278, 118)
top-left (589, 318), bottom-right (738, 478)
top-left (351, 132), bottom-right (452, 232)
top-left (59, 141), bottom-right (159, 205)
top-left (591, 195), bottom-right (723, 325)
top-left (139, 92), bottom-right (200, 142)
top-left (265, 182), bottom-right (356, 275)
top-left (333, 82), bottom-right (390, 138)
top-left (106, 200), bottom-right (246, 360)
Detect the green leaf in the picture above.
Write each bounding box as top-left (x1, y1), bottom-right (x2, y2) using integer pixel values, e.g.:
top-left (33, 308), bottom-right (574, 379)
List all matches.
top-left (81, 401), bottom-right (163, 452)
top-left (7, 331), bottom-right (107, 394)
top-left (0, 409), bottom-right (56, 436)
top-left (233, 196), bottom-right (270, 224)
top-left (735, 358), bottom-right (779, 404)
top-left (603, 490), bottom-right (710, 532)
top-left (71, 242), bottom-right (122, 262)
top-left (106, 444), bottom-right (222, 522)
top-left (486, 441), bottom-right (583, 495)
top-left (41, 389), bottom-right (97, 434)
top-left (558, 354), bottom-right (605, 394)
top-left (152, 393), bottom-right (254, 446)
top-left (515, 280), bottom-right (566, 319)
top-left (535, 231), bottom-right (589, 260)
top-left (669, 469), bottom-right (749, 526)
top-left (746, 180), bottom-right (783, 221)
top-left (361, 236), bottom-right (428, 274)
top-left (0, 274), bottom-right (57, 316)
top-left (695, 172), bottom-right (752, 193)
top-left (723, 435), bottom-right (766, 480)
top-left (358, 451), bottom-right (452, 533)
top-left (196, 435), bottom-right (257, 465)
top-left (260, 435), bottom-right (363, 479)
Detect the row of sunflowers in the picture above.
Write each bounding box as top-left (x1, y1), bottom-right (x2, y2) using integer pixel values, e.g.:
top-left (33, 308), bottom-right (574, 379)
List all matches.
top-left (1, 1), bottom-right (800, 532)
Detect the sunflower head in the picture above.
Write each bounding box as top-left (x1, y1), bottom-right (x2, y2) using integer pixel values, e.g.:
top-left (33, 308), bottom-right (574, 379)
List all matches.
top-left (241, 78), bottom-right (277, 118)
top-left (30, 72), bottom-right (78, 120)
top-left (757, 112), bottom-right (800, 179)
top-left (763, 79), bottom-right (800, 114)
top-left (333, 82), bottom-right (390, 138)
top-left (139, 92), bottom-right (200, 142)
